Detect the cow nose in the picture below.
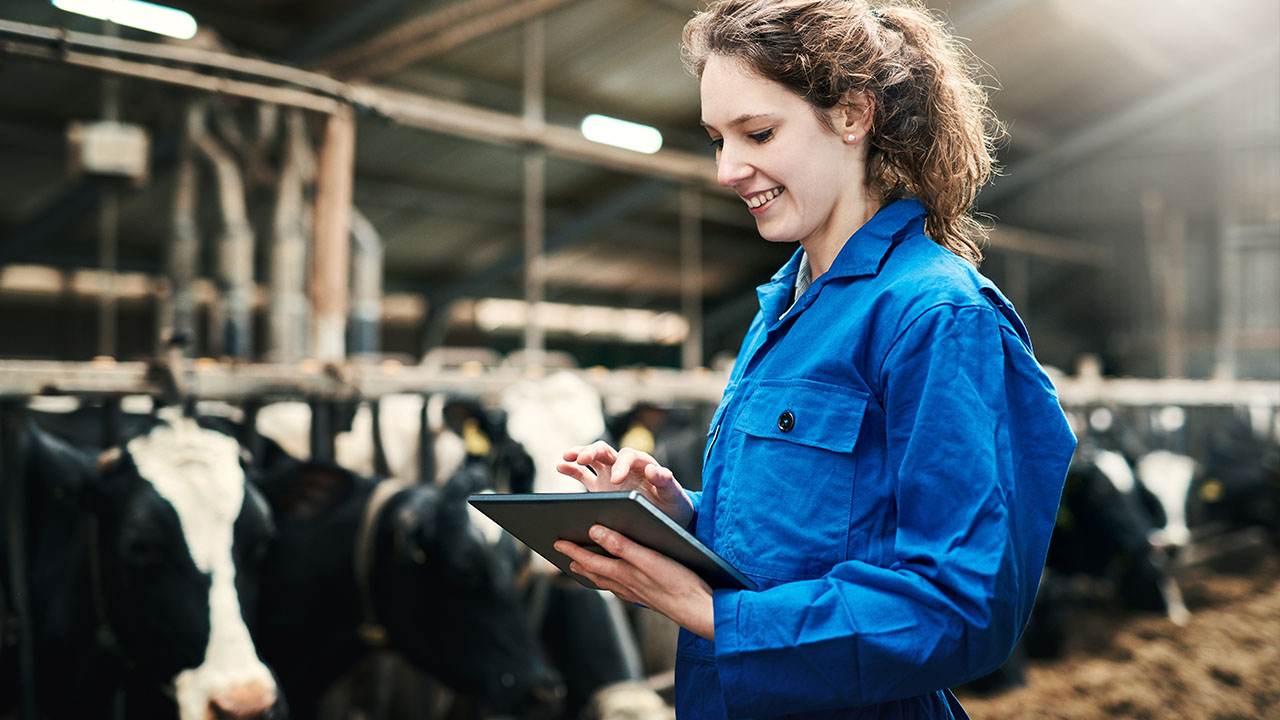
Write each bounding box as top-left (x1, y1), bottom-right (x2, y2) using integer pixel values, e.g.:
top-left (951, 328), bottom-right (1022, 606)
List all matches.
top-left (207, 682), bottom-right (278, 720)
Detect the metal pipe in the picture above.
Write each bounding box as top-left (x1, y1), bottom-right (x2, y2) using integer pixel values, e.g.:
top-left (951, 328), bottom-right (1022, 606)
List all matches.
top-left (0, 19), bottom-right (724, 189)
top-left (186, 103), bottom-right (255, 359)
top-left (521, 18), bottom-right (546, 369)
top-left (1213, 104), bottom-right (1238, 380)
top-left (349, 207), bottom-right (384, 357)
top-left (165, 129), bottom-right (200, 352)
top-left (270, 109), bottom-right (313, 362)
top-left (97, 22), bottom-right (120, 359)
top-left (97, 189), bottom-right (119, 358)
top-left (340, 0), bottom-right (582, 81)
top-left (312, 105), bottom-right (356, 361)
top-left (0, 19), bottom-right (350, 99)
top-left (680, 186), bottom-right (703, 370)
top-left (319, 0), bottom-right (508, 74)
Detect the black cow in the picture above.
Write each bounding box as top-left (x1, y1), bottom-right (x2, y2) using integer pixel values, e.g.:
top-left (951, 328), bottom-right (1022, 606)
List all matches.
top-left (0, 405), bottom-right (281, 720)
top-left (1191, 412), bottom-right (1280, 544)
top-left (251, 454), bottom-right (562, 720)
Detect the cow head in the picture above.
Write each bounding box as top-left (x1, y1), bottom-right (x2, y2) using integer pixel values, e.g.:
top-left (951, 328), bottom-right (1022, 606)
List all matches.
top-left (375, 463), bottom-right (560, 715)
top-left (255, 457), bottom-right (561, 719)
top-left (93, 409), bottom-right (281, 720)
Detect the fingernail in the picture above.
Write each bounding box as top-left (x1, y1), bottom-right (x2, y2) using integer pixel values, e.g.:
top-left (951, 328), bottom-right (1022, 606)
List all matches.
top-left (589, 525), bottom-right (605, 541)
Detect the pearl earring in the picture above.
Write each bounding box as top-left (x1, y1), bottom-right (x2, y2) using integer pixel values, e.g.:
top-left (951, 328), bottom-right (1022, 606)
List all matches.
top-left (847, 134), bottom-right (858, 142)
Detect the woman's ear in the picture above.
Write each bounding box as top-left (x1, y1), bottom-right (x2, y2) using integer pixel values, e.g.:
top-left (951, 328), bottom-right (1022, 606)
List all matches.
top-left (839, 91), bottom-right (875, 143)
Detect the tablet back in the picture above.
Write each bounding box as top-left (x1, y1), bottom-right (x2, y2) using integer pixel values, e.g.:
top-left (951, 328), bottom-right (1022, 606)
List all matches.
top-left (468, 491), bottom-right (756, 591)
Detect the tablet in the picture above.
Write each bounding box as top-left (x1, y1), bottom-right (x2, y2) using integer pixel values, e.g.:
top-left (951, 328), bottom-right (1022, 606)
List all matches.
top-left (468, 491), bottom-right (756, 591)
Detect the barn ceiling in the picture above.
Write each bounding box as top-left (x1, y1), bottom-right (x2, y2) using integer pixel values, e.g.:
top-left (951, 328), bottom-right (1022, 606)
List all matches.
top-left (0, 0), bottom-right (1277, 370)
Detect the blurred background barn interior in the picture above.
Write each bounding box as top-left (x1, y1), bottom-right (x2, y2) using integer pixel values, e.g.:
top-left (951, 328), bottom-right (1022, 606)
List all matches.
top-left (0, 1), bottom-right (1278, 719)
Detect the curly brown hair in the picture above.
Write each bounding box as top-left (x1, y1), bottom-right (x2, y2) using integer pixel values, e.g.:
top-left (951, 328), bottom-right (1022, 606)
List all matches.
top-left (682, 0), bottom-right (1003, 265)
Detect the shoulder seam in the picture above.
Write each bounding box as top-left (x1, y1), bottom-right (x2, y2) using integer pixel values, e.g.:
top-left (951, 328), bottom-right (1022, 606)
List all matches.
top-left (875, 302), bottom-right (997, 390)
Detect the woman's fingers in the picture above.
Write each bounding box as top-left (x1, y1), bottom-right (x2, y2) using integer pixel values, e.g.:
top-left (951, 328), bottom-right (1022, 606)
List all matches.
top-left (557, 442), bottom-right (620, 491)
top-left (555, 460), bottom-right (596, 487)
top-left (611, 447), bottom-right (658, 485)
top-left (554, 526), bottom-right (657, 581)
top-left (577, 442), bottom-right (618, 480)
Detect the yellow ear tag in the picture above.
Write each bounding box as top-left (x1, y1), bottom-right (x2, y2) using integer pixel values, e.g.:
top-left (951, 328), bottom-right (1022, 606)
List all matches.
top-left (619, 424), bottom-right (656, 456)
top-left (1199, 479), bottom-right (1224, 503)
top-left (462, 417), bottom-right (492, 457)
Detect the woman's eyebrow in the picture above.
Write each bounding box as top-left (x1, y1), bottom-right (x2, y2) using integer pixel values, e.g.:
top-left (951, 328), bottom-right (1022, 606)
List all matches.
top-left (699, 113), bottom-right (775, 130)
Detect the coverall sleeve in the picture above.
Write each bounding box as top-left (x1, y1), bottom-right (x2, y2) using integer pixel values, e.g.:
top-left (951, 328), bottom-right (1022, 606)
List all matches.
top-left (685, 489), bottom-right (703, 520)
top-left (711, 303), bottom-right (1075, 716)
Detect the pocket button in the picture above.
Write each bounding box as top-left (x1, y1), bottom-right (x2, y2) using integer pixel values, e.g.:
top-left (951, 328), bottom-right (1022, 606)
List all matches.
top-left (777, 411), bottom-right (795, 433)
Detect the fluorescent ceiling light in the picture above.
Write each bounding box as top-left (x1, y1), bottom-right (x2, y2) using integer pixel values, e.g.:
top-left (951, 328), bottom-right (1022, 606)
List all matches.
top-left (53, 0), bottom-right (198, 40)
top-left (580, 114), bottom-right (663, 154)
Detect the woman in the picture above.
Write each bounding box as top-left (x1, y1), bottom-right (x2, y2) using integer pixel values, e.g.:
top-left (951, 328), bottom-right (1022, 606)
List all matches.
top-left (554, 2), bottom-right (1076, 718)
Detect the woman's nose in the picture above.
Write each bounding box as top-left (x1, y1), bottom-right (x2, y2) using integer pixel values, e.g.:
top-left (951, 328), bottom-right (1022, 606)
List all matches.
top-left (716, 143), bottom-right (752, 188)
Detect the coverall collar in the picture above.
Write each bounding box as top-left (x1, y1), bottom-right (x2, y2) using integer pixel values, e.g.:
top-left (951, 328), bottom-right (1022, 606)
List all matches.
top-left (758, 197), bottom-right (928, 322)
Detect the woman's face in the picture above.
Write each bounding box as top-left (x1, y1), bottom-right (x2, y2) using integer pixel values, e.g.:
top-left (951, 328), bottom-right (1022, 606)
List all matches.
top-left (700, 54), bottom-right (865, 251)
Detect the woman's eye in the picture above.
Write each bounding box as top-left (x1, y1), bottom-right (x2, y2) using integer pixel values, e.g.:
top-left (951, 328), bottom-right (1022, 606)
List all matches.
top-left (748, 129), bottom-right (774, 143)
top-left (708, 137), bottom-right (724, 151)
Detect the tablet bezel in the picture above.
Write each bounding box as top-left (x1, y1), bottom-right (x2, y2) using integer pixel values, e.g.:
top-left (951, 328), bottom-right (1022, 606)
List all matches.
top-left (467, 491), bottom-right (756, 591)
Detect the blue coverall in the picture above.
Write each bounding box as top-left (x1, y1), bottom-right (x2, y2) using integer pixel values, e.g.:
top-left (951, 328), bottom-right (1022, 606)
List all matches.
top-left (675, 198), bottom-right (1077, 719)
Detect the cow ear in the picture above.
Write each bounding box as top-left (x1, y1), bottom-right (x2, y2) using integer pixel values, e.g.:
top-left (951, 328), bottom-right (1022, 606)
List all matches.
top-left (260, 462), bottom-right (356, 520)
top-left (440, 461), bottom-right (486, 506)
top-left (20, 419), bottom-right (99, 502)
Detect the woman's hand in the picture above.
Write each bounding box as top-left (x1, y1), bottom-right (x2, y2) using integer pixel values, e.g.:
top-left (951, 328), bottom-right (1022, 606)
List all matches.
top-left (554, 525), bottom-right (714, 640)
top-left (556, 441), bottom-right (694, 529)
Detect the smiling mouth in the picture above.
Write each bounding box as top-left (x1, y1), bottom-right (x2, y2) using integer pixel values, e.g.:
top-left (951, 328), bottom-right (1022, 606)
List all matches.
top-left (745, 187), bottom-right (784, 209)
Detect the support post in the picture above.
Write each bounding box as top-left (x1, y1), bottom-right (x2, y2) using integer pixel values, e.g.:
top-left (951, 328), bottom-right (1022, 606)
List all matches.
top-left (97, 21), bottom-right (120, 358)
top-left (680, 186), bottom-right (703, 370)
top-left (165, 129), bottom-right (200, 352)
top-left (521, 17), bottom-right (546, 369)
top-left (270, 109), bottom-right (313, 362)
top-left (349, 207), bottom-right (384, 357)
top-left (312, 104), bottom-right (356, 361)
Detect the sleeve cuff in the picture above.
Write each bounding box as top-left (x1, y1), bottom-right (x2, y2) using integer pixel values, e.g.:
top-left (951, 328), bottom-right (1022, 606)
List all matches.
top-left (712, 588), bottom-right (755, 718)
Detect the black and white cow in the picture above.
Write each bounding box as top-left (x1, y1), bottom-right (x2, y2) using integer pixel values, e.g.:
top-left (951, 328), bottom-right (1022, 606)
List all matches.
top-left (251, 454), bottom-right (563, 720)
top-left (0, 405), bottom-right (281, 720)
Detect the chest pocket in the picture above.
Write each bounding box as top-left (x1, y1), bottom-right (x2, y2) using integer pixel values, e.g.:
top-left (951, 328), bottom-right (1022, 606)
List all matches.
top-left (720, 379), bottom-right (869, 580)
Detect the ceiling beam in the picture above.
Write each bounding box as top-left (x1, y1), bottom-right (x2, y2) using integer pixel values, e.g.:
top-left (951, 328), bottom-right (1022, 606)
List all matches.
top-left (320, 0), bottom-right (584, 81)
top-left (281, 0), bottom-right (412, 66)
top-left (314, 0), bottom-right (511, 73)
top-left (980, 39), bottom-right (1280, 206)
top-left (362, 85), bottom-right (721, 187)
top-left (985, 225), bottom-right (1113, 265)
top-left (0, 19), bottom-right (723, 189)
